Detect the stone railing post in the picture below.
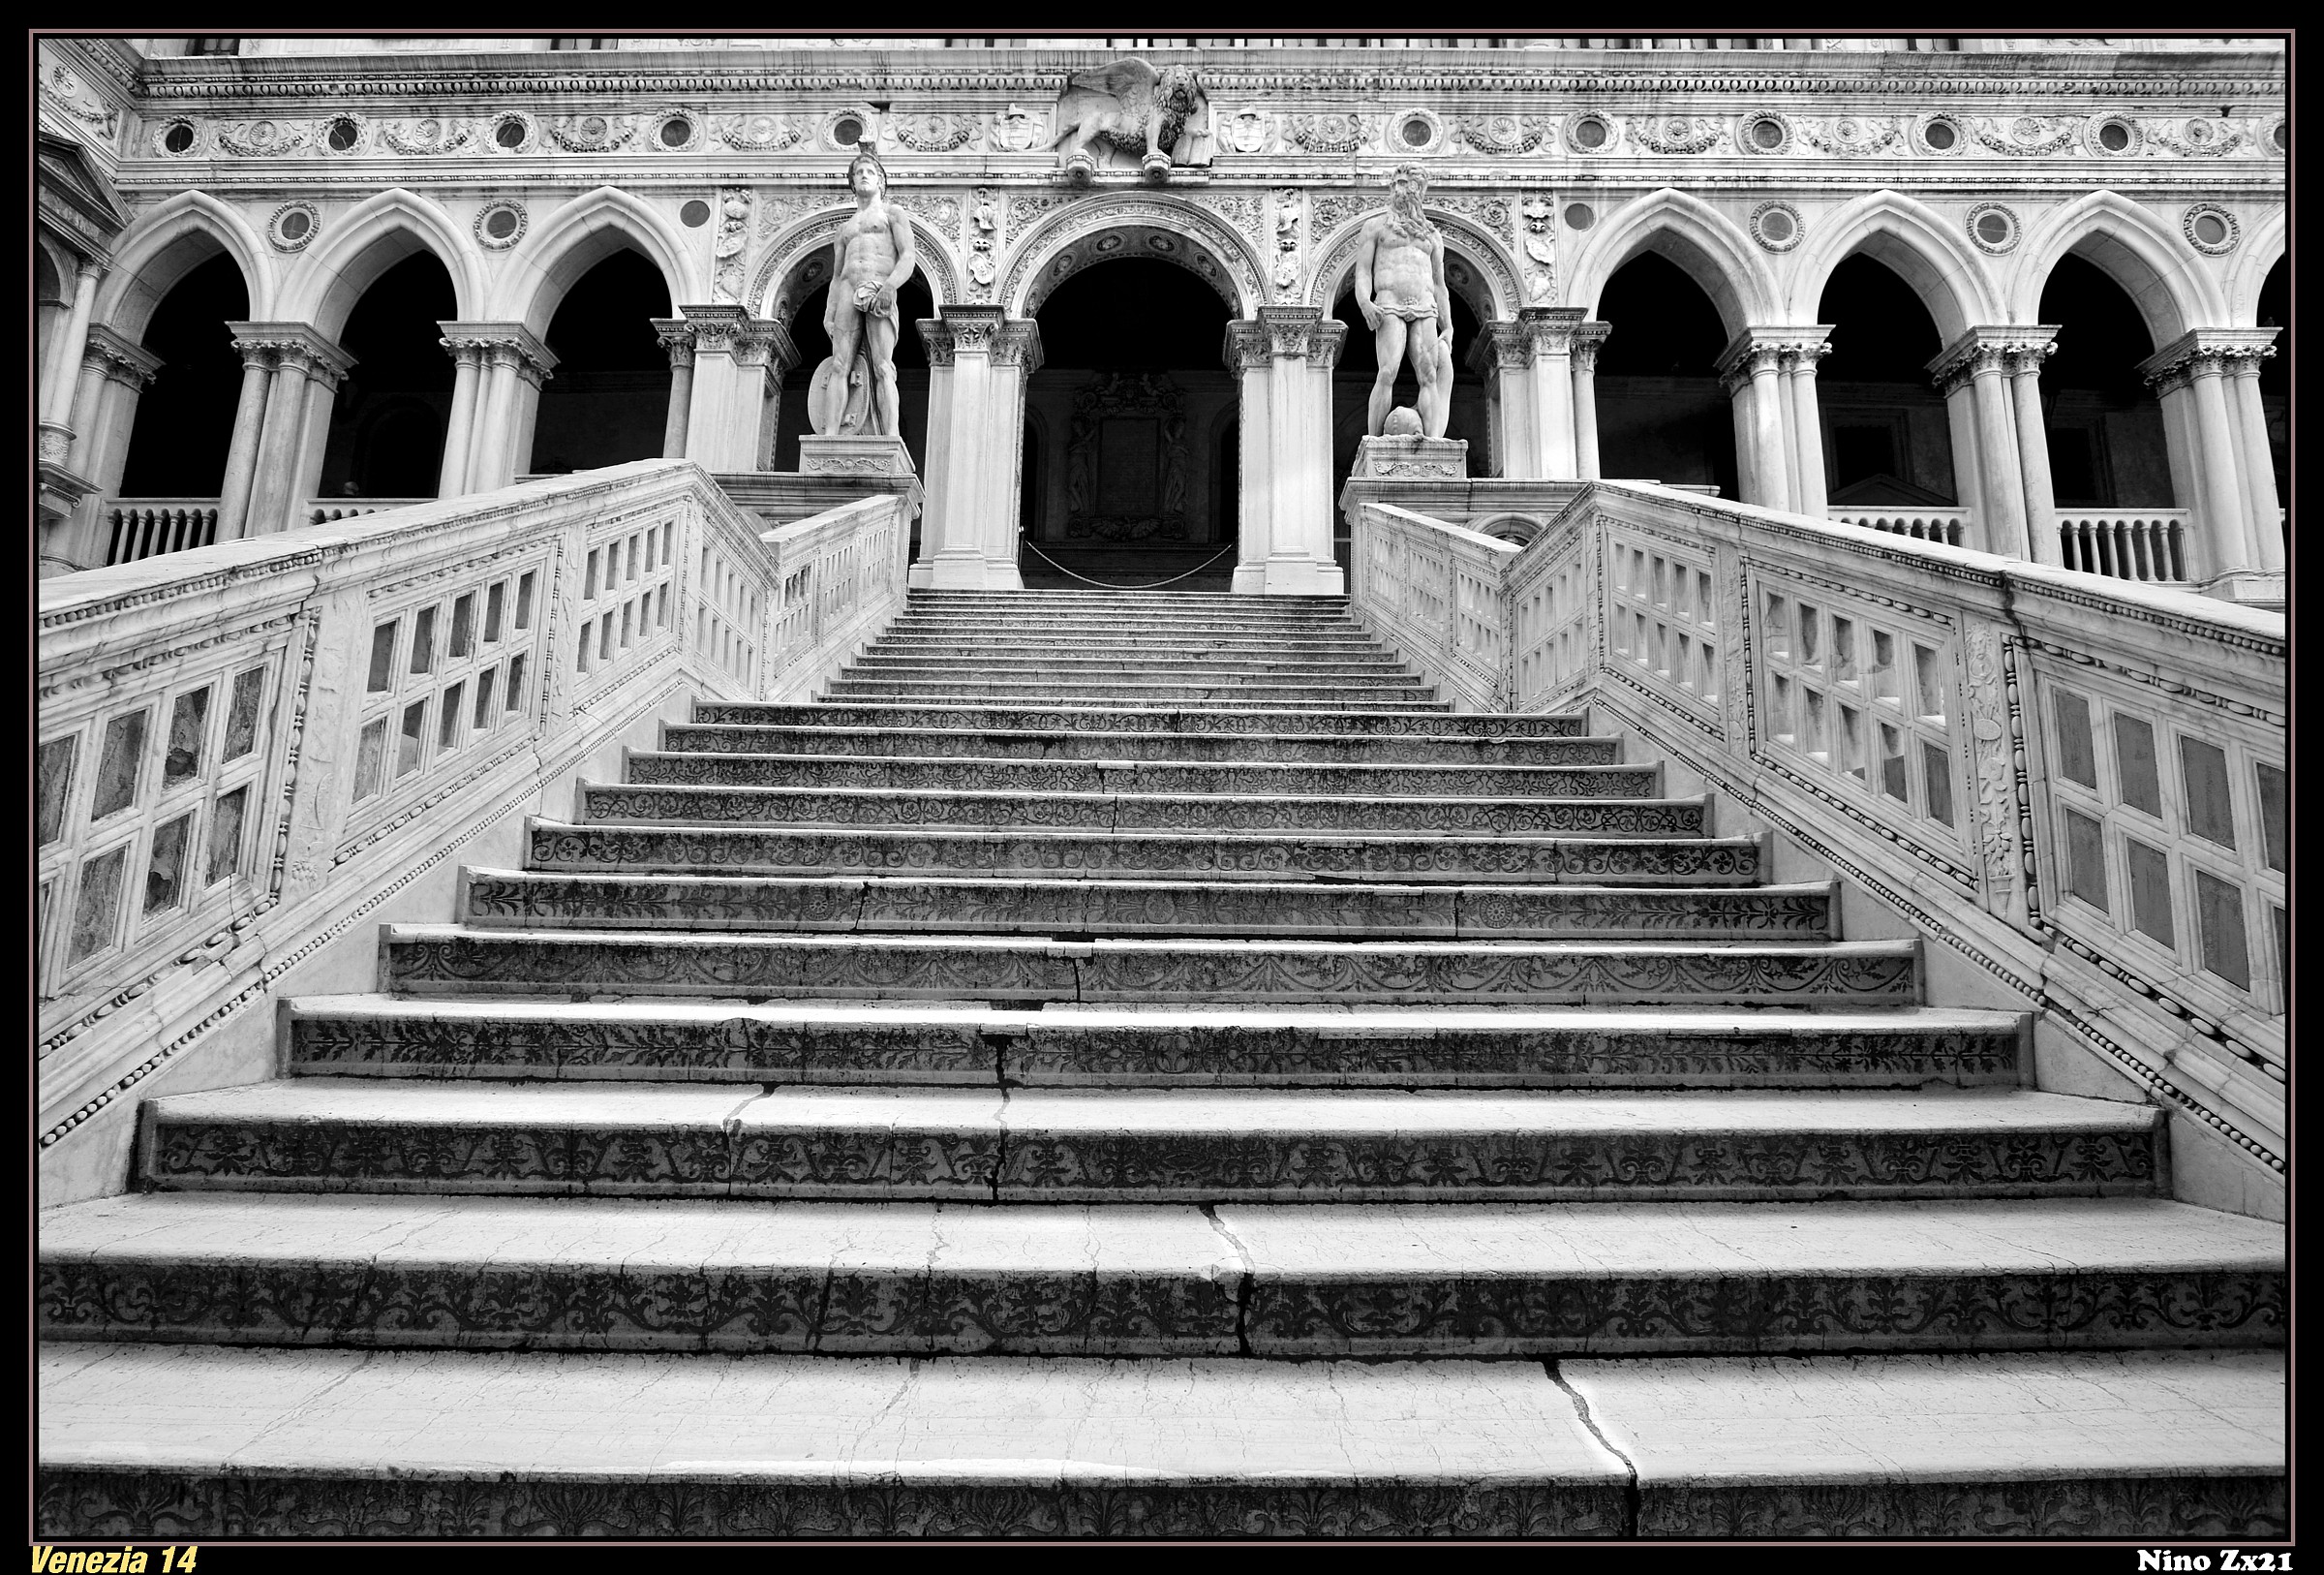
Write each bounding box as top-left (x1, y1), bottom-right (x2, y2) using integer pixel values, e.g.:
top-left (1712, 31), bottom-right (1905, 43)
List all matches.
top-left (1224, 307), bottom-right (1345, 595)
top-left (915, 306), bottom-right (1039, 590)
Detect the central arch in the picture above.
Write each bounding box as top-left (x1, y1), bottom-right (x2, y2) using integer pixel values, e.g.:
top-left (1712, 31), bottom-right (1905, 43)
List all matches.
top-left (1001, 195), bottom-right (1265, 321)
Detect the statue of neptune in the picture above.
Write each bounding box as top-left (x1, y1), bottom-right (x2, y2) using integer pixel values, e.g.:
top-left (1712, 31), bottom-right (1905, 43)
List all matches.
top-left (810, 144), bottom-right (917, 439)
top-left (1353, 164), bottom-right (1455, 440)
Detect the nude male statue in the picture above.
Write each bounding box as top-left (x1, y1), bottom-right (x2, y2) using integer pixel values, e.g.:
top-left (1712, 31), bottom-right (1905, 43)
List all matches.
top-left (1353, 164), bottom-right (1455, 440)
top-left (812, 145), bottom-right (916, 438)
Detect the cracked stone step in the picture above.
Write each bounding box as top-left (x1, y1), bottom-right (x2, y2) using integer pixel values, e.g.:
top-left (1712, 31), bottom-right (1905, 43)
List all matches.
top-left (1562, 1349), bottom-right (2286, 1537)
top-left (691, 701), bottom-right (1589, 738)
top-left (522, 819), bottom-right (1760, 884)
top-left (283, 998), bottom-right (2028, 1088)
top-left (576, 781), bottom-right (1712, 837)
top-left (34, 1348), bottom-right (2290, 1539)
top-left (38, 1193), bottom-right (2282, 1355)
top-left (34, 1345), bottom-right (1631, 1536)
top-left (136, 1082), bottom-right (2158, 1203)
top-left (455, 870), bottom-right (1832, 942)
top-left (660, 724), bottom-right (1627, 766)
top-left (622, 752), bottom-right (1660, 802)
top-left (380, 926), bottom-right (1919, 1005)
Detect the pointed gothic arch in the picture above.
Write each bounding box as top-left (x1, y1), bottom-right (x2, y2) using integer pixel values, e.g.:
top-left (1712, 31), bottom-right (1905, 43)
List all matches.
top-left (496, 185), bottom-right (700, 336)
top-left (94, 190), bottom-right (274, 342)
top-left (1564, 188), bottom-right (1778, 337)
top-left (1787, 189), bottom-right (2001, 341)
top-left (2010, 191), bottom-right (2222, 347)
top-left (277, 188), bottom-right (483, 340)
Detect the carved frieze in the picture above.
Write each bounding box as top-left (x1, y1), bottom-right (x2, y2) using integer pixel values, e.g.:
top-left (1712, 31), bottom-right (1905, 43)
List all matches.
top-left (891, 112), bottom-right (978, 152)
top-left (1220, 110), bottom-right (1273, 154)
top-left (1963, 626), bottom-right (2019, 899)
top-left (716, 112), bottom-right (805, 152)
top-left (2149, 116), bottom-right (2245, 157)
top-left (1457, 114), bottom-right (1550, 156)
top-left (1270, 188), bottom-right (1301, 296)
top-left (989, 103), bottom-right (1045, 152)
top-left (1285, 113), bottom-right (1369, 154)
top-left (215, 118), bottom-right (311, 157)
top-left (40, 63), bottom-right (118, 137)
top-left (545, 112), bottom-right (637, 152)
top-left (1626, 115), bottom-right (1726, 155)
top-left (1794, 116), bottom-right (1902, 156)
top-left (1974, 115), bottom-right (2082, 156)
top-left (379, 117), bottom-right (477, 156)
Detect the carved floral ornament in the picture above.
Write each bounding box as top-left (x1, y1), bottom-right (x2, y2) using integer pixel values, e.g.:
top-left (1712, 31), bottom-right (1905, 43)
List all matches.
top-left (1460, 114), bottom-right (1551, 155)
top-left (1627, 115), bottom-right (1724, 155)
top-left (890, 112), bottom-right (977, 152)
top-left (41, 64), bottom-right (117, 136)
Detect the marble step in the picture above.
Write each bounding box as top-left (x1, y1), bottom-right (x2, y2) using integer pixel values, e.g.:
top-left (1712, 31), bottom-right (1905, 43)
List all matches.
top-left (133, 1083), bottom-right (2156, 1203)
top-left (871, 633), bottom-right (1398, 654)
top-left (692, 701), bottom-right (1585, 737)
top-left (33, 1344), bottom-right (2286, 1537)
top-left (38, 1193), bottom-right (2281, 1355)
top-left (848, 653), bottom-right (1414, 675)
top-left (523, 819), bottom-right (1758, 884)
top-left (822, 690), bottom-right (1455, 712)
top-left (456, 870), bottom-right (1831, 942)
top-left (576, 782), bottom-right (1710, 837)
top-left (621, 751), bottom-right (1662, 801)
top-left (283, 998), bottom-right (2027, 1088)
top-left (659, 723), bottom-right (1625, 766)
top-left (821, 681), bottom-right (1441, 705)
top-left (380, 926), bottom-right (1920, 1005)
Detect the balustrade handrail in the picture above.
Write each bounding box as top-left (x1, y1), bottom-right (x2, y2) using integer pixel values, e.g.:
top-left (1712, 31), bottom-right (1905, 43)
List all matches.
top-left (41, 460), bottom-right (909, 1189)
top-left (1348, 477), bottom-right (2285, 1187)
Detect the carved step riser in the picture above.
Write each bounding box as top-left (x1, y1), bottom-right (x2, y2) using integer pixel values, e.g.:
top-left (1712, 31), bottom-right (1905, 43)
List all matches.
top-left (577, 786), bottom-right (1710, 837)
top-left (620, 756), bottom-right (1663, 800)
top-left (847, 660), bottom-right (1418, 677)
top-left (821, 693), bottom-right (1455, 712)
top-left (661, 727), bottom-right (1622, 766)
top-left (287, 1015), bottom-right (2023, 1088)
top-left (458, 874), bottom-right (1829, 942)
top-left (40, 1259), bottom-right (2274, 1356)
top-left (692, 703), bottom-right (1588, 739)
top-left (382, 936), bottom-right (1920, 1006)
top-left (525, 826), bottom-right (1757, 884)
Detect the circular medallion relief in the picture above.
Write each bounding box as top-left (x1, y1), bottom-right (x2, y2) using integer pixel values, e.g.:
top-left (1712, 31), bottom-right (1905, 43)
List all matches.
top-left (1965, 202), bottom-right (2020, 255)
top-left (322, 113), bottom-right (365, 153)
top-left (268, 201), bottom-right (321, 253)
top-left (828, 111), bottom-right (871, 149)
top-left (474, 201), bottom-right (529, 250)
top-left (1749, 201), bottom-right (1803, 253)
top-left (2267, 116), bottom-right (2287, 155)
top-left (654, 111), bottom-right (701, 152)
top-left (1563, 202), bottom-right (1595, 232)
top-left (157, 118), bottom-right (200, 156)
top-left (1740, 112), bottom-right (1793, 155)
top-left (680, 199), bottom-right (712, 228)
top-left (2181, 203), bottom-right (2239, 255)
top-left (1146, 234), bottom-right (1177, 254)
top-left (490, 112), bottom-right (535, 153)
top-left (1565, 113), bottom-right (1615, 153)
top-left (1394, 108), bottom-right (1444, 152)
top-left (2087, 116), bottom-right (2143, 157)
top-left (1911, 114), bottom-right (1965, 157)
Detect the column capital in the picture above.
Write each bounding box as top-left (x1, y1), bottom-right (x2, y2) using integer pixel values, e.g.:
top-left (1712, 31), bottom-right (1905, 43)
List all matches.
top-left (1250, 306), bottom-right (1345, 367)
top-left (1569, 320), bottom-right (1612, 375)
top-left (1516, 304), bottom-right (1588, 355)
top-left (919, 307), bottom-right (1041, 373)
top-left (228, 320), bottom-right (358, 386)
top-left (80, 322), bottom-right (165, 387)
top-left (1926, 325), bottom-right (2058, 394)
top-left (651, 317), bottom-right (696, 368)
top-left (1714, 327), bottom-right (1797, 392)
top-left (2136, 325), bottom-right (2279, 390)
top-left (436, 321), bottom-right (558, 381)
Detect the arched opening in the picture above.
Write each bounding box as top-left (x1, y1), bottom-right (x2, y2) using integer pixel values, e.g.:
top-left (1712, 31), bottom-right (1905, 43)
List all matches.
top-left (317, 252), bottom-right (457, 500)
top-left (116, 253), bottom-right (248, 498)
top-left (2256, 256), bottom-right (2286, 508)
top-left (772, 272), bottom-right (933, 475)
top-left (1022, 256), bottom-right (1235, 590)
top-left (2038, 254), bottom-right (2173, 510)
top-left (1590, 251), bottom-right (1740, 497)
top-left (528, 250), bottom-right (674, 476)
top-left (1815, 255), bottom-right (1958, 507)
top-left (37, 246), bottom-right (67, 393)
top-left (1330, 283), bottom-right (1486, 543)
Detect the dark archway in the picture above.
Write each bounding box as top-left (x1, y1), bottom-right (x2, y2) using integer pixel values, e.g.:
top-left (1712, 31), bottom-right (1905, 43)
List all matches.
top-left (1815, 255), bottom-right (1957, 506)
top-left (2038, 254), bottom-right (2172, 510)
top-left (772, 273), bottom-right (933, 476)
top-left (1590, 251), bottom-right (1740, 498)
top-left (529, 250), bottom-right (673, 476)
top-left (318, 252), bottom-right (457, 500)
top-left (2256, 257), bottom-right (2286, 507)
top-left (1023, 256), bottom-right (1235, 590)
top-left (116, 254), bottom-right (248, 498)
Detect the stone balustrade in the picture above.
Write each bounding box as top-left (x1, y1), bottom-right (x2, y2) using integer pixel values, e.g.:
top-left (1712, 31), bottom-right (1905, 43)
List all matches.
top-left (100, 500), bottom-right (220, 566)
top-left (306, 498), bottom-right (427, 526)
top-left (2054, 509), bottom-right (2193, 584)
top-left (1828, 507), bottom-right (1971, 547)
top-left (1350, 478), bottom-right (2286, 1208)
top-left (38, 458), bottom-right (909, 1199)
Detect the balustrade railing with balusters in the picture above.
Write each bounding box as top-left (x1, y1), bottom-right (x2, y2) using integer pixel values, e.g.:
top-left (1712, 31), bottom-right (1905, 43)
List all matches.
top-left (2054, 510), bottom-right (2191, 584)
top-left (308, 498), bottom-right (429, 527)
top-left (40, 460), bottom-right (910, 1200)
top-left (1827, 507), bottom-right (1972, 547)
top-left (101, 500), bottom-right (220, 566)
top-left (1350, 479), bottom-right (2285, 1205)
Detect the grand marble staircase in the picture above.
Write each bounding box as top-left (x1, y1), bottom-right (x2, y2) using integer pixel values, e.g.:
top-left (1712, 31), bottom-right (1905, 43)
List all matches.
top-left (38, 589), bottom-right (2284, 1538)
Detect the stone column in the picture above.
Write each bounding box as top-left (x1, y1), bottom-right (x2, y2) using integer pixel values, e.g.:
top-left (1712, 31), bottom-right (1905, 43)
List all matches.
top-left (2003, 328), bottom-right (2061, 565)
top-left (1715, 331), bottom-right (1790, 510)
top-left (1928, 328), bottom-right (2027, 558)
top-left (38, 259), bottom-right (103, 464)
top-left (434, 332), bottom-right (487, 497)
top-left (2150, 376), bottom-right (2211, 576)
top-left (435, 324), bottom-right (557, 493)
top-left (1225, 308), bottom-right (1345, 596)
top-left (678, 305), bottom-right (791, 474)
top-left (652, 318), bottom-right (697, 460)
top-left (1478, 322), bottom-right (1537, 479)
top-left (226, 324), bottom-right (357, 536)
top-left (1776, 329), bottom-right (1833, 516)
top-left (1520, 306), bottom-right (1583, 479)
top-left (2226, 340), bottom-right (2283, 572)
top-left (1570, 321), bottom-right (1609, 481)
top-left (917, 306), bottom-right (1039, 591)
top-left (50, 329), bottom-right (161, 571)
top-left (213, 334), bottom-right (278, 536)
top-left (2137, 329), bottom-right (2278, 587)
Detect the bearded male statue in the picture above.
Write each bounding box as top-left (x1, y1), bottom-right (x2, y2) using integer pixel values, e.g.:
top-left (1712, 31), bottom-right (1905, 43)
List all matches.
top-left (810, 144), bottom-right (916, 439)
top-left (1353, 164), bottom-right (1455, 440)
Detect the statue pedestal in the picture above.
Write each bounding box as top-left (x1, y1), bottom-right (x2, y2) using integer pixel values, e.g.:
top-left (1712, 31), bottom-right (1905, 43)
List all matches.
top-left (1353, 435), bottom-right (1468, 479)
top-left (797, 434), bottom-right (916, 478)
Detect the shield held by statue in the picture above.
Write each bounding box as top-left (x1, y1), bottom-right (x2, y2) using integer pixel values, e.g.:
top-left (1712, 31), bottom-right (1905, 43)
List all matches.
top-left (808, 354), bottom-right (872, 436)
